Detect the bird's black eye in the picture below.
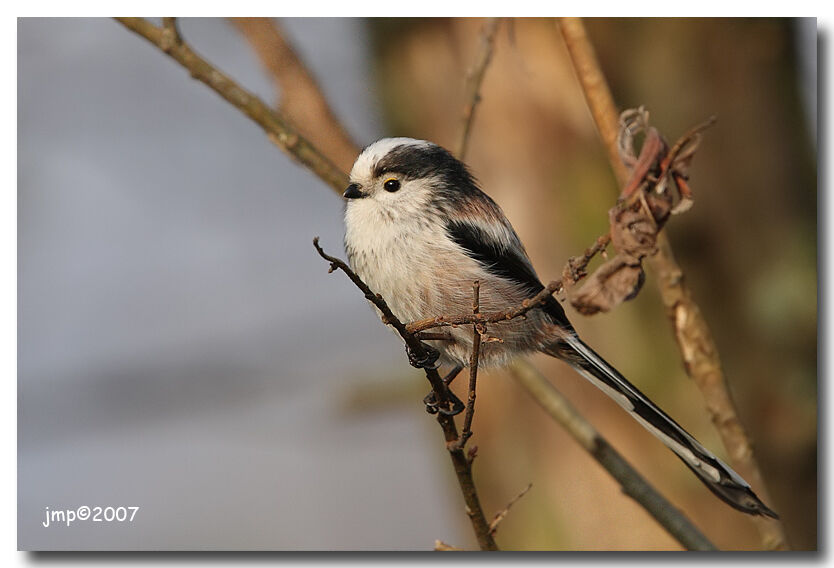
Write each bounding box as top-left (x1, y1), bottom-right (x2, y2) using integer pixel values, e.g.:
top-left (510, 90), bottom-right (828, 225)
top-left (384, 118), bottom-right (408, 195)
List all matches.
top-left (383, 178), bottom-right (401, 192)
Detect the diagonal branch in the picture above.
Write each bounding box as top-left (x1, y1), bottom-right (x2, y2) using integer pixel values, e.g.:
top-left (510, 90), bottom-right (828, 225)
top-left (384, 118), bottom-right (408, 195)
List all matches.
top-left (456, 17), bottom-right (501, 160)
top-left (557, 16), bottom-right (788, 550)
top-left (406, 280), bottom-right (562, 335)
top-left (115, 17), bottom-right (350, 195)
top-left (312, 238), bottom-right (451, 406)
top-left (228, 17), bottom-right (360, 173)
top-left (489, 482), bottom-right (532, 537)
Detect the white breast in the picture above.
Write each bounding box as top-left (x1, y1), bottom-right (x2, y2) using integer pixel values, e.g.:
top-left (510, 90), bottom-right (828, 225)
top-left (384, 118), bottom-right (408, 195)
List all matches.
top-left (344, 199), bottom-right (444, 324)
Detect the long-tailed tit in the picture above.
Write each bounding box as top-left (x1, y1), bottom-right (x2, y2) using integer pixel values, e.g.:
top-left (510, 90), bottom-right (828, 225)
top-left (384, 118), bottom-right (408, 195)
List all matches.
top-left (342, 137), bottom-right (777, 518)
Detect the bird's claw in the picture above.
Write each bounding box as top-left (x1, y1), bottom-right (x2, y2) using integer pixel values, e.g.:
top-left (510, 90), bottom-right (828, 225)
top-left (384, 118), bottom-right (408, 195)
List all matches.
top-left (423, 389), bottom-right (465, 416)
top-left (406, 342), bottom-right (441, 369)
top-left (423, 390), bottom-right (440, 414)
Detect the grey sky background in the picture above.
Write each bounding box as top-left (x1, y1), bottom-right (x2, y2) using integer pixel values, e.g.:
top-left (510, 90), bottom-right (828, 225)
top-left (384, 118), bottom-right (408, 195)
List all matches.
top-left (19, 17), bottom-right (463, 550)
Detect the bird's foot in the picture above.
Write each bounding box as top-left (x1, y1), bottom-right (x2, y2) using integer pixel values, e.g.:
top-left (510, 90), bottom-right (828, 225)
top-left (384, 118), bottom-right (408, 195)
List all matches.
top-left (422, 364), bottom-right (465, 416)
top-left (406, 342), bottom-right (441, 369)
top-left (423, 388), bottom-right (465, 416)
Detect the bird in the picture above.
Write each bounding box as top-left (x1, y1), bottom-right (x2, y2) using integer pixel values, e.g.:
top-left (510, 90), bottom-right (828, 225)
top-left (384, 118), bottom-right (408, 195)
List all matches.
top-left (342, 136), bottom-right (777, 519)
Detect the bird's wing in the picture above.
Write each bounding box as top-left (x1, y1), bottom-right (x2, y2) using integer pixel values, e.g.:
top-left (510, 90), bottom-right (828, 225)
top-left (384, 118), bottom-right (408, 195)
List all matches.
top-left (444, 214), bottom-right (573, 331)
top-left (445, 218), bottom-right (541, 293)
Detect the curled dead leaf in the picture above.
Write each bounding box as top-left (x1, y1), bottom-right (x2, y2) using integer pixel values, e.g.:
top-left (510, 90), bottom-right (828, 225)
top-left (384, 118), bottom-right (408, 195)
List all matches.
top-left (569, 255), bottom-right (645, 316)
top-left (568, 108), bottom-right (712, 316)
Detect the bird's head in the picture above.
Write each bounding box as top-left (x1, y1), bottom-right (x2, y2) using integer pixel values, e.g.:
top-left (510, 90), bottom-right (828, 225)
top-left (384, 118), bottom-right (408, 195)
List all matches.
top-left (343, 138), bottom-right (478, 214)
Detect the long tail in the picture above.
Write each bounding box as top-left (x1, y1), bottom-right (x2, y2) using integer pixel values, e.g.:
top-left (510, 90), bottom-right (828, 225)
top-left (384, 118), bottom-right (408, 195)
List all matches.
top-left (545, 335), bottom-right (778, 518)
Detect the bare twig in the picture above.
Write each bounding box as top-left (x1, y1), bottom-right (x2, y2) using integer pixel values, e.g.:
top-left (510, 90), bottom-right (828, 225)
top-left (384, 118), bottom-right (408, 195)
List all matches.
top-left (562, 232), bottom-right (612, 288)
top-left (406, 232), bottom-right (609, 335)
top-left (228, 18), bottom-right (360, 173)
top-left (509, 359), bottom-right (716, 551)
top-left (313, 238), bottom-right (498, 551)
top-left (415, 331), bottom-right (454, 342)
top-left (406, 280), bottom-right (562, 334)
top-left (115, 17), bottom-right (350, 195)
top-left (557, 16), bottom-right (787, 550)
top-left (489, 482), bottom-right (532, 536)
top-left (454, 281), bottom-right (482, 451)
top-left (660, 115), bottom-right (718, 174)
top-left (456, 17), bottom-right (501, 160)
top-left (312, 238), bottom-right (452, 407)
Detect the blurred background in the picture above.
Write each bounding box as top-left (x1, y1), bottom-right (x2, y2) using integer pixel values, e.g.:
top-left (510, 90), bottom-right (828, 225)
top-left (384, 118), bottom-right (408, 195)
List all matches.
top-left (18, 17), bottom-right (816, 550)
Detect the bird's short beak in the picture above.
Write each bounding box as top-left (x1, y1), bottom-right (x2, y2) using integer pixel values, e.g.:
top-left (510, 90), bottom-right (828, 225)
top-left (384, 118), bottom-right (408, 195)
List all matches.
top-left (343, 183), bottom-right (365, 199)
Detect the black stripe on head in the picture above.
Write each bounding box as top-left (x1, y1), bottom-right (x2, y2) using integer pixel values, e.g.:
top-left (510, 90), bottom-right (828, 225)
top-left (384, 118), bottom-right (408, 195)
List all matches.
top-left (373, 143), bottom-right (478, 189)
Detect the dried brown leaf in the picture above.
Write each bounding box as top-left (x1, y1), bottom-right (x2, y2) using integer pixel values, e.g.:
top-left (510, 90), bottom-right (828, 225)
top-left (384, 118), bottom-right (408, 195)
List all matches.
top-left (569, 255), bottom-right (645, 315)
top-left (569, 108), bottom-right (710, 315)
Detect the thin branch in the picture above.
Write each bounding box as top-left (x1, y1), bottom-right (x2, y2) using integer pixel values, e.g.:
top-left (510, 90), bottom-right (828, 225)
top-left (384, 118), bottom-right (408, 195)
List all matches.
top-left (509, 359), bottom-right (716, 551)
top-left (456, 17), bottom-right (501, 160)
top-left (489, 482), bottom-right (532, 536)
top-left (228, 18), bottom-right (360, 173)
top-left (406, 232), bottom-right (608, 335)
top-left (313, 238), bottom-right (498, 551)
top-left (660, 115), bottom-right (718, 174)
top-left (312, 238), bottom-right (452, 407)
top-left (447, 439), bottom-right (498, 551)
top-left (563, 232), bottom-right (612, 288)
top-left (115, 17), bottom-right (350, 195)
top-left (406, 280), bottom-right (561, 334)
top-left (557, 16), bottom-right (788, 550)
top-left (454, 281), bottom-right (482, 451)
top-left (415, 331), bottom-right (454, 342)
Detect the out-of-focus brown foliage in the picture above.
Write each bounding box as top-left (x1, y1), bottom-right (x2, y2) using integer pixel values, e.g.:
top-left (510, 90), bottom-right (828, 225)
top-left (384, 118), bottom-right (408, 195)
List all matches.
top-left (369, 18), bottom-right (816, 550)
